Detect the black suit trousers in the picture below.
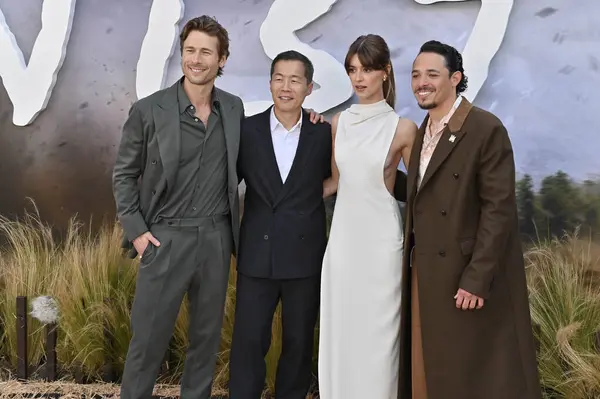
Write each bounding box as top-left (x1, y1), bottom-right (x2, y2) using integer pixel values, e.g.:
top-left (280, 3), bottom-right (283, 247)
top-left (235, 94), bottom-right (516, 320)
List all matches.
top-left (228, 272), bottom-right (321, 399)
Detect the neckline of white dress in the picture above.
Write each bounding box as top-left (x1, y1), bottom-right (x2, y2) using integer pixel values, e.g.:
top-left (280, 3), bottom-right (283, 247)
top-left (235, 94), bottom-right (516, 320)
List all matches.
top-left (348, 99), bottom-right (389, 110)
top-left (346, 99), bottom-right (394, 123)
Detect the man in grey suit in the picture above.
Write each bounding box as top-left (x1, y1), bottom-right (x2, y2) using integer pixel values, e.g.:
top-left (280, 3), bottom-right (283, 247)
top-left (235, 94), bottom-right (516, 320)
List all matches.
top-left (112, 15), bottom-right (243, 399)
top-left (113, 15), bottom-right (323, 399)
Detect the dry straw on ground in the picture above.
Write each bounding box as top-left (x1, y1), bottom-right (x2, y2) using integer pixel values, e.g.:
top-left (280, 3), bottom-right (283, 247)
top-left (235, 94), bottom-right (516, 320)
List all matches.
top-left (0, 380), bottom-right (187, 398)
top-left (0, 380), bottom-right (317, 398)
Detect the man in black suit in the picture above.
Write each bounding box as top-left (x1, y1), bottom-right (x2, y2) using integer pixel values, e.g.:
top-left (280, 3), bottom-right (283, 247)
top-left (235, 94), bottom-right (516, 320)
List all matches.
top-left (228, 50), bottom-right (331, 399)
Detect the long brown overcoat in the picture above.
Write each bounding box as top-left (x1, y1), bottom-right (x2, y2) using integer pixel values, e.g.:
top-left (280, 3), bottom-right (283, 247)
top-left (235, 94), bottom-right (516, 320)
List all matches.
top-left (398, 98), bottom-right (542, 399)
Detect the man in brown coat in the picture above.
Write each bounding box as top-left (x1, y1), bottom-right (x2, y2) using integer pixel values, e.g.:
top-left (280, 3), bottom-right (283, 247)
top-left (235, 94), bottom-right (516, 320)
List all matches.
top-left (399, 40), bottom-right (542, 399)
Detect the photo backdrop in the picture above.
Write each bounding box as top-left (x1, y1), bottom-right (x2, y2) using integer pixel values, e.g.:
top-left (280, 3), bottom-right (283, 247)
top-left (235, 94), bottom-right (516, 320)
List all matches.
top-left (0, 0), bottom-right (597, 235)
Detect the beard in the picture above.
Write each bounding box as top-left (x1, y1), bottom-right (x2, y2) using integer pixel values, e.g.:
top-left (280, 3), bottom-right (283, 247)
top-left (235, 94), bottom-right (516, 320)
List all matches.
top-left (414, 87), bottom-right (437, 110)
top-left (417, 100), bottom-right (437, 110)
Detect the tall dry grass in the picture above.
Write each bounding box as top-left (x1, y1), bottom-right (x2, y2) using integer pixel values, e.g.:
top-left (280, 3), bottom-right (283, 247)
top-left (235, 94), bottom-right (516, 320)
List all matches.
top-left (2, 202), bottom-right (600, 397)
top-left (0, 201), bottom-right (138, 379)
top-left (525, 230), bottom-right (600, 398)
top-left (0, 202), bottom-right (296, 396)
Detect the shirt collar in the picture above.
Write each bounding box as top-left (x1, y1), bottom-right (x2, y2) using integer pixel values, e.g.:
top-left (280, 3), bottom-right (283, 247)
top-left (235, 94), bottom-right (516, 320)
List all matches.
top-left (427, 95), bottom-right (463, 133)
top-left (442, 95), bottom-right (463, 124)
top-left (177, 77), bottom-right (221, 115)
top-left (270, 106), bottom-right (303, 133)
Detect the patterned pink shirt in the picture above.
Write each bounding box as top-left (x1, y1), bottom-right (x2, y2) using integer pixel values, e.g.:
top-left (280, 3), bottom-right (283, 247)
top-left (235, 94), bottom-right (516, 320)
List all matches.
top-left (417, 96), bottom-right (463, 189)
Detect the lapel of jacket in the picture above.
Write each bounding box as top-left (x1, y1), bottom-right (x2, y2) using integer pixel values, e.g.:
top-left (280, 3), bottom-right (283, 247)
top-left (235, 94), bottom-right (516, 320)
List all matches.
top-left (274, 110), bottom-right (316, 207)
top-left (153, 81), bottom-right (181, 197)
top-left (254, 106), bottom-right (285, 199)
top-left (416, 97), bottom-right (473, 194)
top-left (215, 87), bottom-right (241, 192)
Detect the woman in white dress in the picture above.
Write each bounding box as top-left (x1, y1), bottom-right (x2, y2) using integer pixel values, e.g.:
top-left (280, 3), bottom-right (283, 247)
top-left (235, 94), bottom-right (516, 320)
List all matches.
top-left (318, 34), bottom-right (417, 398)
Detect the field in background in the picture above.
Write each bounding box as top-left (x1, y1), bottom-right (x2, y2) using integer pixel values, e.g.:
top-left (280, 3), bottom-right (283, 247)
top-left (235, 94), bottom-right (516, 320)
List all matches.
top-left (0, 202), bottom-right (599, 398)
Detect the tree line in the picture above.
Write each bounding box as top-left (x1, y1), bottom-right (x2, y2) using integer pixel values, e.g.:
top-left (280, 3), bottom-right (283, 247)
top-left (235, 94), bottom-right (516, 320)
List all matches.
top-left (516, 171), bottom-right (600, 242)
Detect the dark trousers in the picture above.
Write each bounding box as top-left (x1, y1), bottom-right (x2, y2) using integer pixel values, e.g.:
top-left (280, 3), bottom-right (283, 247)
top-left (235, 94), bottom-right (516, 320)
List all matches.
top-left (120, 216), bottom-right (233, 399)
top-left (228, 272), bottom-right (321, 399)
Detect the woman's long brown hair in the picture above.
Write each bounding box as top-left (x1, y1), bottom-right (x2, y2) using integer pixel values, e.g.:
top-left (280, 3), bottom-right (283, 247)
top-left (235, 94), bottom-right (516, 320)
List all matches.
top-left (344, 34), bottom-right (396, 109)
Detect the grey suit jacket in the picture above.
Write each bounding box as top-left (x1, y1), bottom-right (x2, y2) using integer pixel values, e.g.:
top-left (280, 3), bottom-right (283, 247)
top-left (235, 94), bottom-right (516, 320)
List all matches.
top-left (112, 80), bottom-right (244, 258)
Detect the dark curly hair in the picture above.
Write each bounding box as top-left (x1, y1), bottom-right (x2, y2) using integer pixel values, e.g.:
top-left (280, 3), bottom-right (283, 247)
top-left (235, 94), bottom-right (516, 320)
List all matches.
top-left (418, 40), bottom-right (468, 94)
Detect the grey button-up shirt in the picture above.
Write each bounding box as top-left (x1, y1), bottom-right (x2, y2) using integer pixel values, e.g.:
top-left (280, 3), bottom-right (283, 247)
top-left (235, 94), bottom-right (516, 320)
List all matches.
top-left (156, 81), bottom-right (229, 219)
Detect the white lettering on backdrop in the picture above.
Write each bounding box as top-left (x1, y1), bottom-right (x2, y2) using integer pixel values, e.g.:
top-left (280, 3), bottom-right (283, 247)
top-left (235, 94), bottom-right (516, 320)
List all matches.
top-left (0, 0), bottom-right (76, 126)
top-left (247, 0), bottom-right (352, 116)
top-left (136, 0), bottom-right (184, 100)
top-left (0, 0), bottom-right (513, 126)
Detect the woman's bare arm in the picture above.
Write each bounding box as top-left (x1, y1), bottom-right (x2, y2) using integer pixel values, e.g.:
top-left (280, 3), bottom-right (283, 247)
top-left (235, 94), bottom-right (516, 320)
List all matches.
top-left (323, 112), bottom-right (341, 198)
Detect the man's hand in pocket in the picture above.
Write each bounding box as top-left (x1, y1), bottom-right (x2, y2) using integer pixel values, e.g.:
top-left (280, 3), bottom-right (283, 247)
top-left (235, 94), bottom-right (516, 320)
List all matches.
top-left (133, 232), bottom-right (161, 259)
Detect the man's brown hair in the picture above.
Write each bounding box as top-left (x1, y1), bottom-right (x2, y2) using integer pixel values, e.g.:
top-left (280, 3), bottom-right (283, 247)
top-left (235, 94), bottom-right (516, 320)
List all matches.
top-left (179, 16), bottom-right (230, 77)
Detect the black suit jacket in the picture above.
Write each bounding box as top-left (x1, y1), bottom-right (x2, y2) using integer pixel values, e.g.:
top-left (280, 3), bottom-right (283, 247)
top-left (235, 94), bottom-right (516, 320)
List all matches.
top-left (237, 107), bottom-right (332, 279)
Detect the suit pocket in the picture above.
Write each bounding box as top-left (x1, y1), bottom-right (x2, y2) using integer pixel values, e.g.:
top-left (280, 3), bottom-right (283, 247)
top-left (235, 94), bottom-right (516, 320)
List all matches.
top-left (459, 238), bottom-right (476, 256)
top-left (140, 242), bottom-right (157, 266)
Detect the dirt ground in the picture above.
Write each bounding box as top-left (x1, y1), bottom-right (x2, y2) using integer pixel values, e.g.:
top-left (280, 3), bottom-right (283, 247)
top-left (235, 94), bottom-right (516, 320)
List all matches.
top-left (0, 380), bottom-right (227, 398)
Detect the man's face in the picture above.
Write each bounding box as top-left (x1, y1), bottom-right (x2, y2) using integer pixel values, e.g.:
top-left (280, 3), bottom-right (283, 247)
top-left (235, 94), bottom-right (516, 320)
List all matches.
top-left (270, 60), bottom-right (313, 113)
top-left (411, 52), bottom-right (461, 110)
top-left (181, 30), bottom-right (225, 86)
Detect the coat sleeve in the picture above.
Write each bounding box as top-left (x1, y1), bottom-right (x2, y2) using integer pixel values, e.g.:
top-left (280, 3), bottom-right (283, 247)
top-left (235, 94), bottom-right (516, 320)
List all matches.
top-left (458, 123), bottom-right (517, 299)
top-left (112, 104), bottom-right (149, 242)
top-left (237, 119), bottom-right (246, 184)
top-left (237, 99), bottom-right (247, 184)
top-left (393, 170), bottom-right (408, 202)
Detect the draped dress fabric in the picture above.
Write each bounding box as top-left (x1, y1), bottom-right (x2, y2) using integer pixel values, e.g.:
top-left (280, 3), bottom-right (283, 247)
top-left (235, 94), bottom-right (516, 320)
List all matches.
top-left (318, 100), bottom-right (404, 398)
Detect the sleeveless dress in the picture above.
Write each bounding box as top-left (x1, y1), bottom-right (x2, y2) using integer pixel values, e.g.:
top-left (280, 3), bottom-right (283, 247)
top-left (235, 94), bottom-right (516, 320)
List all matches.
top-left (318, 100), bottom-right (404, 398)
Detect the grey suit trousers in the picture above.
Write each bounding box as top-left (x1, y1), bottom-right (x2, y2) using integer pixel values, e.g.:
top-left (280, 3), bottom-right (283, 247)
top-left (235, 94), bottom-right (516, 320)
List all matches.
top-left (120, 215), bottom-right (233, 399)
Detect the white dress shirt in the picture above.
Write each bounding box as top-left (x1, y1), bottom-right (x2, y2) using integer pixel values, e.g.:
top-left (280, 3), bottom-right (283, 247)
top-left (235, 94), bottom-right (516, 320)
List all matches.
top-left (270, 107), bottom-right (302, 182)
